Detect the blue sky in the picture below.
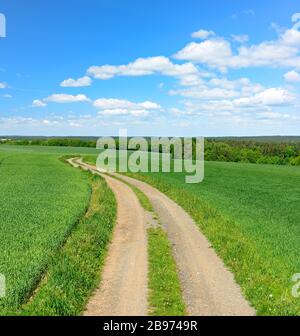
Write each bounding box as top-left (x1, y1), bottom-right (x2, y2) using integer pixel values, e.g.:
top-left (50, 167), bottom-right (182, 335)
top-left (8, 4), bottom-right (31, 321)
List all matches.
top-left (0, 0), bottom-right (300, 136)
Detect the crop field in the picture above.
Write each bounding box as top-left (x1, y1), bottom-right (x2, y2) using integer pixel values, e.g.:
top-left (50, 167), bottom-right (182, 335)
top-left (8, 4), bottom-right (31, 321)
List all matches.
top-left (23, 174), bottom-right (116, 316)
top-left (0, 145), bottom-right (111, 315)
top-left (1, 144), bottom-right (299, 316)
top-left (84, 154), bottom-right (300, 315)
top-left (133, 163), bottom-right (300, 315)
top-left (2, 0), bottom-right (300, 323)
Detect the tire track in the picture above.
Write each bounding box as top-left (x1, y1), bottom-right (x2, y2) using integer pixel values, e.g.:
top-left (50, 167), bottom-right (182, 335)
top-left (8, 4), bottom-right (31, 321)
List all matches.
top-left (70, 158), bottom-right (255, 316)
top-left (69, 158), bottom-right (148, 316)
top-left (112, 173), bottom-right (256, 316)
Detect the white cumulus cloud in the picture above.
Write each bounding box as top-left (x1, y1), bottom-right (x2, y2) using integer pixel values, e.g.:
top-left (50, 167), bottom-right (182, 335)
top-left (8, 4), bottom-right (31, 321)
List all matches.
top-left (234, 88), bottom-right (297, 107)
top-left (87, 56), bottom-right (199, 81)
top-left (284, 70), bottom-right (300, 82)
top-left (231, 34), bottom-right (249, 43)
top-left (174, 38), bottom-right (232, 72)
top-left (191, 29), bottom-right (215, 39)
top-left (60, 76), bottom-right (92, 87)
top-left (174, 28), bottom-right (300, 71)
top-left (44, 94), bottom-right (90, 103)
top-left (94, 98), bottom-right (161, 110)
top-left (94, 98), bottom-right (161, 117)
top-left (32, 99), bottom-right (47, 107)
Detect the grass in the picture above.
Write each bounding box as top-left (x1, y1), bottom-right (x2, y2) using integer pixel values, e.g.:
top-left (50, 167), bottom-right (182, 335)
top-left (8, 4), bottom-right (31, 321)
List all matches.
top-left (0, 145), bottom-right (115, 316)
top-left (147, 227), bottom-right (186, 316)
top-left (2, 144), bottom-right (299, 315)
top-left (84, 154), bottom-right (300, 316)
top-left (0, 150), bottom-right (91, 315)
top-left (0, 145), bottom-right (185, 316)
top-left (22, 173), bottom-right (116, 316)
top-left (130, 163), bottom-right (300, 316)
top-left (108, 173), bottom-right (154, 212)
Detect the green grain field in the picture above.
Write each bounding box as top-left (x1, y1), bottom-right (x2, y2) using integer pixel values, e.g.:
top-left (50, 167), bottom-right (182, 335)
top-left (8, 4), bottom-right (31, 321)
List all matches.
top-left (0, 145), bottom-right (114, 315)
top-left (84, 154), bottom-right (300, 316)
top-left (1, 144), bottom-right (300, 316)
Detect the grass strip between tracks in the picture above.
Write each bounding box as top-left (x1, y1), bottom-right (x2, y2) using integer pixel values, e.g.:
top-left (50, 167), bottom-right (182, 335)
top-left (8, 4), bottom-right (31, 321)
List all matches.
top-left (101, 171), bottom-right (186, 316)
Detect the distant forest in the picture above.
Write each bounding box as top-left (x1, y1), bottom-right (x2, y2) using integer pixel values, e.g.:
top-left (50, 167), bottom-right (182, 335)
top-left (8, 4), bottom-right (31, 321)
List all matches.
top-left (1, 136), bottom-right (300, 166)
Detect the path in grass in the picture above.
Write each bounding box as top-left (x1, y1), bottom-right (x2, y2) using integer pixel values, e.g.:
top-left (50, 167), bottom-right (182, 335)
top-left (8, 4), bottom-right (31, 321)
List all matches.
top-left (77, 159), bottom-right (254, 316)
top-left (103, 169), bottom-right (186, 316)
top-left (111, 173), bottom-right (255, 316)
top-left (70, 160), bottom-right (148, 316)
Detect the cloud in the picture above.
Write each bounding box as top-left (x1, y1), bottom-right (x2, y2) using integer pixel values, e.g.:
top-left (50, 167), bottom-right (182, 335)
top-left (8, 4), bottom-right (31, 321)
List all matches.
top-left (60, 76), bottom-right (92, 87)
top-left (68, 121), bottom-right (81, 127)
top-left (170, 86), bottom-right (239, 99)
top-left (2, 94), bottom-right (12, 98)
top-left (168, 88), bottom-right (299, 128)
top-left (231, 34), bottom-right (249, 43)
top-left (170, 76), bottom-right (264, 100)
top-left (284, 70), bottom-right (300, 82)
top-left (0, 114), bottom-right (167, 134)
top-left (20, 21), bottom-right (300, 133)
top-left (44, 94), bottom-right (90, 103)
top-left (87, 56), bottom-right (199, 81)
top-left (178, 74), bottom-right (203, 86)
top-left (0, 82), bottom-right (8, 89)
top-left (169, 68), bottom-right (298, 125)
top-left (32, 94), bottom-right (90, 107)
top-left (94, 98), bottom-right (161, 110)
top-left (32, 99), bottom-right (47, 107)
top-left (174, 28), bottom-right (300, 71)
top-left (233, 88), bottom-right (297, 107)
top-left (191, 29), bottom-right (215, 39)
top-left (94, 98), bottom-right (161, 117)
top-left (258, 111), bottom-right (289, 120)
top-left (101, 109), bottom-right (149, 116)
top-left (174, 38), bottom-right (232, 72)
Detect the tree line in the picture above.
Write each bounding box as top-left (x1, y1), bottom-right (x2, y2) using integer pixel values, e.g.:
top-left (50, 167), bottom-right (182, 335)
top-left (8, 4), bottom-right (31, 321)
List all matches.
top-left (204, 139), bottom-right (300, 166)
top-left (1, 137), bottom-right (300, 166)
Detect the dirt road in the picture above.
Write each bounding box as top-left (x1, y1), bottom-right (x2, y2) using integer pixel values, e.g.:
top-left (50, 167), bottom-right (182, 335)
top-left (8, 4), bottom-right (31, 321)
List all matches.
top-left (69, 159), bottom-right (148, 316)
top-left (69, 158), bottom-right (255, 316)
top-left (111, 173), bottom-right (255, 316)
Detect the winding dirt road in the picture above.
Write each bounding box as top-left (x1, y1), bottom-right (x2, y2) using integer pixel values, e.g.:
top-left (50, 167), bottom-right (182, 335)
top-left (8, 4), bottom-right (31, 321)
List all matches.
top-left (69, 158), bottom-right (255, 316)
top-left (69, 159), bottom-right (148, 316)
top-left (110, 173), bottom-right (255, 316)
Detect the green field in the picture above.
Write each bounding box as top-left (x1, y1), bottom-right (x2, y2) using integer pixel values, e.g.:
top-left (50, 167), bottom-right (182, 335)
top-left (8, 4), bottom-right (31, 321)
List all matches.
top-left (1, 144), bottom-right (300, 316)
top-left (22, 174), bottom-right (116, 316)
top-left (84, 154), bottom-right (300, 315)
top-left (0, 145), bottom-right (110, 315)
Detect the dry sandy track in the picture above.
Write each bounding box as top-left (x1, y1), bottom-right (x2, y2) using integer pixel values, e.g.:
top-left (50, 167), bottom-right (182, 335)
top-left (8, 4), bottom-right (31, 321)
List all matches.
top-left (69, 159), bottom-right (148, 316)
top-left (112, 173), bottom-right (255, 316)
top-left (70, 159), bottom-right (255, 316)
